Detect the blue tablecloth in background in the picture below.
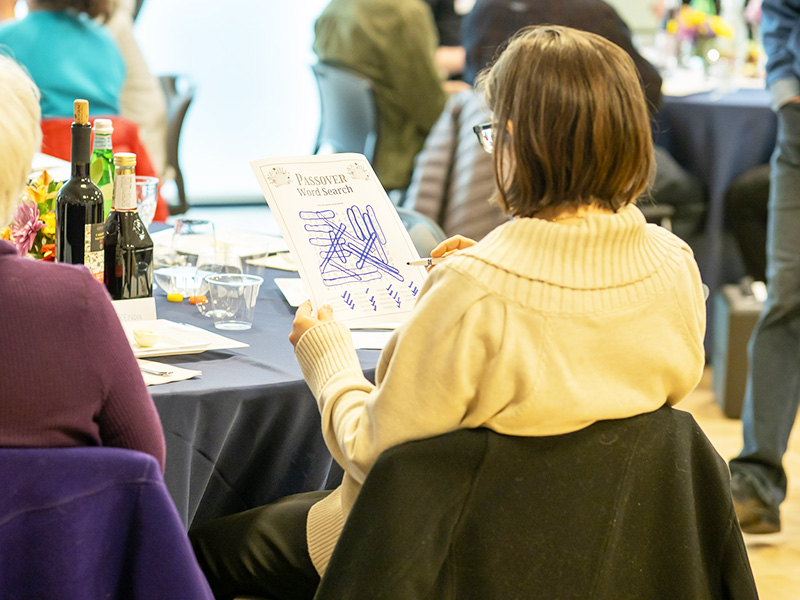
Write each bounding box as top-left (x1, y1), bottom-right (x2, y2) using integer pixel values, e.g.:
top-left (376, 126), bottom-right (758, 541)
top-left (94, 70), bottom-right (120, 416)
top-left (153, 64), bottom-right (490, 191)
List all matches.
top-left (655, 88), bottom-right (777, 352)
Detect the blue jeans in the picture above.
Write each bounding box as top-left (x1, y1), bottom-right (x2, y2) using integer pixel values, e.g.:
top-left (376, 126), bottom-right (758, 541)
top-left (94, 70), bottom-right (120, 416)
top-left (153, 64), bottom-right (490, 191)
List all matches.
top-left (730, 102), bottom-right (800, 506)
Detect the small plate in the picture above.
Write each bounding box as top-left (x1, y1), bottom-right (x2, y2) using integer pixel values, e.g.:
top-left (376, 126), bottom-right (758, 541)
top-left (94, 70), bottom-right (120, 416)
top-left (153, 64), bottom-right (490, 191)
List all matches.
top-left (122, 319), bottom-right (248, 357)
top-left (123, 320), bottom-right (209, 357)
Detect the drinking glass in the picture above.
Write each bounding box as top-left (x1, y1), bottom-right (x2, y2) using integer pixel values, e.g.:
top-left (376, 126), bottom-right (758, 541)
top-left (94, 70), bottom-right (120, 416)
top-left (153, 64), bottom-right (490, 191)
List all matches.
top-left (194, 246), bottom-right (243, 317)
top-left (171, 218), bottom-right (216, 265)
top-left (135, 176), bottom-right (159, 228)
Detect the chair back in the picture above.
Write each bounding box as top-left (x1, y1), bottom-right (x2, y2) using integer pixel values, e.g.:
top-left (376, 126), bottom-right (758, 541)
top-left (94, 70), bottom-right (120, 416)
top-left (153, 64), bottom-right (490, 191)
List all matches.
top-left (159, 74), bottom-right (196, 215)
top-left (0, 446), bottom-right (213, 599)
top-left (396, 206), bottom-right (446, 257)
top-left (315, 406), bottom-right (758, 600)
top-left (312, 62), bottom-right (379, 163)
top-left (133, 0), bottom-right (145, 20)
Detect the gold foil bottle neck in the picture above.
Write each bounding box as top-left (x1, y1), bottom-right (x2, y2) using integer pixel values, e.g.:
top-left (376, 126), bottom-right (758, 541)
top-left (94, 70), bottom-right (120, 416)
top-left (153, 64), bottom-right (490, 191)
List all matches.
top-left (73, 99), bottom-right (89, 125)
top-left (114, 152), bottom-right (137, 168)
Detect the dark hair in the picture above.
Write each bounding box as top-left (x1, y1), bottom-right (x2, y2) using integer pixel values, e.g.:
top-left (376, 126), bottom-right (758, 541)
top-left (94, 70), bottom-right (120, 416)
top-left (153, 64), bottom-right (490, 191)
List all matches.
top-left (37, 0), bottom-right (116, 22)
top-left (476, 25), bottom-right (653, 217)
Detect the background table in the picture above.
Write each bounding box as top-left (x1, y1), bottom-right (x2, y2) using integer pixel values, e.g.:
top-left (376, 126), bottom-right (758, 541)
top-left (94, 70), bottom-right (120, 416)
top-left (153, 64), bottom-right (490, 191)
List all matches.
top-left (149, 269), bottom-right (379, 529)
top-left (655, 87), bottom-right (777, 351)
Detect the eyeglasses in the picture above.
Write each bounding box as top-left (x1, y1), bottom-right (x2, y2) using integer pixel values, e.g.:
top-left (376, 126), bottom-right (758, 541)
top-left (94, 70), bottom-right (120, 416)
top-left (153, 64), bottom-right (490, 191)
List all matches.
top-left (472, 122), bottom-right (494, 154)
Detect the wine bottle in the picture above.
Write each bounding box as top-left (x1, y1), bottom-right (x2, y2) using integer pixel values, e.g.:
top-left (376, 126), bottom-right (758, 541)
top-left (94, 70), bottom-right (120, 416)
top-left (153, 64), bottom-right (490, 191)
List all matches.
top-left (55, 99), bottom-right (105, 282)
top-left (104, 153), bottom-right (154, 300)
top-left (90, 118), bottom-right (114, 219)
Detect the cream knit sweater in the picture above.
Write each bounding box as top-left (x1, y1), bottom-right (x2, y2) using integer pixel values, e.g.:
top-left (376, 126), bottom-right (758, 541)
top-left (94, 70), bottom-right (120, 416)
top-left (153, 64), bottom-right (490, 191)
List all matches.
top-left (294, 204), bottom-right (707, 575)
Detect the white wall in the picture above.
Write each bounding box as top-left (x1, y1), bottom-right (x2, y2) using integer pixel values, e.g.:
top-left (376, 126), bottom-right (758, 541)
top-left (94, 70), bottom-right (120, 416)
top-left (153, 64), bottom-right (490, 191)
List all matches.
top-left (604, 0), bottom-right (661, 35)
top-left (135, 0), bottom-right (329, 204)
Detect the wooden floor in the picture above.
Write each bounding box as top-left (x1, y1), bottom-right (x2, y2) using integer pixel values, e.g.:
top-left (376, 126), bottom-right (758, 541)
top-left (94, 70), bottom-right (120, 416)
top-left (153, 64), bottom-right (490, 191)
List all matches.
top-left (681, 368), bottom-right (800, 600)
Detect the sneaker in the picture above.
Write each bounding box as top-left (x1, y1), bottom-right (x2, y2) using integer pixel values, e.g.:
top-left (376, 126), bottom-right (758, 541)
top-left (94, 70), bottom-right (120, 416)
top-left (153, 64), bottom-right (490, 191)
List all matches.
top-left (730, 471), bottom-right (781, 534)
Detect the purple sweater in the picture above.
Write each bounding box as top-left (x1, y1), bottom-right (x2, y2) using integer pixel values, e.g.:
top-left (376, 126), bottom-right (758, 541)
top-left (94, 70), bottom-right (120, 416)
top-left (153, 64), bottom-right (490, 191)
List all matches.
top-left (0, 240), bottom-right (165, 471)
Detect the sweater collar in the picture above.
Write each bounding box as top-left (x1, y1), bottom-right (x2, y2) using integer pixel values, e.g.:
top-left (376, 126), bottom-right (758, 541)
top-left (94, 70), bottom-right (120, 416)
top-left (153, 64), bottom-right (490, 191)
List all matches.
top-left (462, 204), bottom-right (679, 290)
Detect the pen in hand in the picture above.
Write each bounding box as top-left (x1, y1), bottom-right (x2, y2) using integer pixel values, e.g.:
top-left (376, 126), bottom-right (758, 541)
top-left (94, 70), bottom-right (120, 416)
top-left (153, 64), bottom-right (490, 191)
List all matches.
top-left (406, 257), bottom-right (447, 268)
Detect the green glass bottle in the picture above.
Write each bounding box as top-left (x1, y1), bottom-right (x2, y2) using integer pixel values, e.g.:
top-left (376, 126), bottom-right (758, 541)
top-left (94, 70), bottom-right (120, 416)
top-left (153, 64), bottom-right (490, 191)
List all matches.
top-left (90, 118), bottom-right (114, 219)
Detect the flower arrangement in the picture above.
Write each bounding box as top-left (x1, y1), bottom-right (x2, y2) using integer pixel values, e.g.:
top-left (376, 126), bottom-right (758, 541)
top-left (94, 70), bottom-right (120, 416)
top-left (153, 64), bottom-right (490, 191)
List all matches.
top-left (0, 171), bottom-right (62, 260)
top-left (667, 5), bottom-right (734, 45)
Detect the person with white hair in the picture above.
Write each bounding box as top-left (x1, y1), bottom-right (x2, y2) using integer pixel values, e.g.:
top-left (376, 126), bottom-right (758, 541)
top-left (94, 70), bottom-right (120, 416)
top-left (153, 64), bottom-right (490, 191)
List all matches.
top-left (0, 54), bottom-right (165, 468)
top-left (0, 55), bottom-right (40, 223)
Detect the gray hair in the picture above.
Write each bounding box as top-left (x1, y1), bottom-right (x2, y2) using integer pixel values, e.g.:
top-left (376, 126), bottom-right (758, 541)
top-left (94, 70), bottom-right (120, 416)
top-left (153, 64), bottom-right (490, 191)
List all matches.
top-left (0, 54), bottom-right (41, 227)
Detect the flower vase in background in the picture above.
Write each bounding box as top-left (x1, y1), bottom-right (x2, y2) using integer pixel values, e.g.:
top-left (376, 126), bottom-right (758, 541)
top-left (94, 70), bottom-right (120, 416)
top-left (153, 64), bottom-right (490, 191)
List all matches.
top-left (694, 36), bottom-right (717, 72)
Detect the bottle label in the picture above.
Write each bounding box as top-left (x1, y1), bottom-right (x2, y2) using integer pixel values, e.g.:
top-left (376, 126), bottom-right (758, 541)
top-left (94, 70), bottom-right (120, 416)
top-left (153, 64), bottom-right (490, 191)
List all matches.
top-left (84, 222), bottom-right (105, 282)
top-left (94, 134), bottom-right (113, 151)
top-left (113, 173), bottom-right (137, 210)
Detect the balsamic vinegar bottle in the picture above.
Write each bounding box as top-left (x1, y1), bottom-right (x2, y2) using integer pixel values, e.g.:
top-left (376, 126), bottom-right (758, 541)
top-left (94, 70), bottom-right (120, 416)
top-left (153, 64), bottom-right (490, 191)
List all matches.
top-left (55, 99), bottom-right (105, 282)
top-left (103, 153), bottom-right (154, 300)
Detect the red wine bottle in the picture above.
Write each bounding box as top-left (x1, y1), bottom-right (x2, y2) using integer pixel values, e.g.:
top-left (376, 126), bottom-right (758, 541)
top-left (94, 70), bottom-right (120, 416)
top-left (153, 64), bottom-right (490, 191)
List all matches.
top-left (103, 153), bottom-right (154, 300)
top-left (55, 99), bottom-right (105, 282)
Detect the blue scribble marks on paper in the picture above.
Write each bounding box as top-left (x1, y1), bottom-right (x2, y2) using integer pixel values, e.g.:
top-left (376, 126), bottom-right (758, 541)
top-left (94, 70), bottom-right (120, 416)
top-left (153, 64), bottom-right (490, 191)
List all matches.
top-left (365, 289), bottom-right (378, 311)
top-left (408, 281), bottom-right (419, 297)
top-left (299, 206), bottom-right (404, 287)
top-left (386, 284), bottom-right (402, 308)
top-left (342, 290), bottom-right (356, 310)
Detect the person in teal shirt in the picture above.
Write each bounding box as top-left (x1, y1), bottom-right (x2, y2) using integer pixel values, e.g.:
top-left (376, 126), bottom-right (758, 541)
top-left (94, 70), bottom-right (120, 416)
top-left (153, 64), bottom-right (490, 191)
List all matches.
top-left (0, 0), bottom-right (125, 117)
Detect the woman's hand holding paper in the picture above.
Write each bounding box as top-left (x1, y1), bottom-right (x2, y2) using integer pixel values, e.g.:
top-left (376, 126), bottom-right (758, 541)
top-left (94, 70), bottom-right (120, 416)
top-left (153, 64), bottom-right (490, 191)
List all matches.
top-left (289, 300), bottom-right (334, 348)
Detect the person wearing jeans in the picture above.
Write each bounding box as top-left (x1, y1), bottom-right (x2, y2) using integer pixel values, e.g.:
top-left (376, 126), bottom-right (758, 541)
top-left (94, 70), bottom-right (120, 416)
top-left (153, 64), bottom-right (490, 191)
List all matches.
top-left (729, 0), bottom-right (800, 534)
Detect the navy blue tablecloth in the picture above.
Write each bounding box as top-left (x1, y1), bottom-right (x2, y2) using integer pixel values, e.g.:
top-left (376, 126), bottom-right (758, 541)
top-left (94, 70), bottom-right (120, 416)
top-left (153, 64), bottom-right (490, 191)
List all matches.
top-left (149, 270), bottom-right (379, 528)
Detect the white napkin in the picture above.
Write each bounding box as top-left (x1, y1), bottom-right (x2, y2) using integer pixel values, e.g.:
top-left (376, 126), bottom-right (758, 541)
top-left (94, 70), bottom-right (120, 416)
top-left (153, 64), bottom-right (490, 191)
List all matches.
top-left (137, 359), bottom-right (201, 386)
top-left (248, 252), bottom-right (298, 272)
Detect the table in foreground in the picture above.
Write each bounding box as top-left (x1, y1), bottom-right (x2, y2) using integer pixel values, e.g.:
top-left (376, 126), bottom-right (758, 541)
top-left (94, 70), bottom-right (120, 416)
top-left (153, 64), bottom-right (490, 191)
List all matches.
top-left (149, 268), bottom-right (379, 529)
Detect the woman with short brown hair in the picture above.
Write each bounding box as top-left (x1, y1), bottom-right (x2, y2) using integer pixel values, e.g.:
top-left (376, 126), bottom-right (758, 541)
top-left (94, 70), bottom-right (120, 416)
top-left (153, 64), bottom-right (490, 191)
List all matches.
top-left (479, 24), bottom-right (653, 218)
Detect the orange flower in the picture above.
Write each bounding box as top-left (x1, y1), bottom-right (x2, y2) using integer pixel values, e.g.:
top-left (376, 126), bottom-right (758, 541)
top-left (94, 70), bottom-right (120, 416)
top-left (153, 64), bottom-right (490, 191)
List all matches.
top-left (40, 243), bottom-right (56, 261)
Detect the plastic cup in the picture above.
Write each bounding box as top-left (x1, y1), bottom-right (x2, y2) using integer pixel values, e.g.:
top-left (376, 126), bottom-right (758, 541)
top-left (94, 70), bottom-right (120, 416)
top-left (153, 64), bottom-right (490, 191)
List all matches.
top-left (194, 247), bottom-right (243, 317)
top-left (205, 274), bottom-right (263, 330)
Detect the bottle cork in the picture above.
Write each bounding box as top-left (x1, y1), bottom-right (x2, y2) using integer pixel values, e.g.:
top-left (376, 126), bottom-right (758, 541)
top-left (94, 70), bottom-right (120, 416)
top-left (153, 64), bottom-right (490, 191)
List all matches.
top-left (73, 99), bottom-right (89, 125)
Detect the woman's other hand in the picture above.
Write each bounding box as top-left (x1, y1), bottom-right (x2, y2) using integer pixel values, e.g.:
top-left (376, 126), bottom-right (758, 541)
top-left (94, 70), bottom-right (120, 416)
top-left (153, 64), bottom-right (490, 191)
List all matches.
top-left (289, 301), bottom-right (334, 348)
top-left (428, 235), bottom-right (477, 271)
top-left (431, 234), bottom-right (477, 257)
